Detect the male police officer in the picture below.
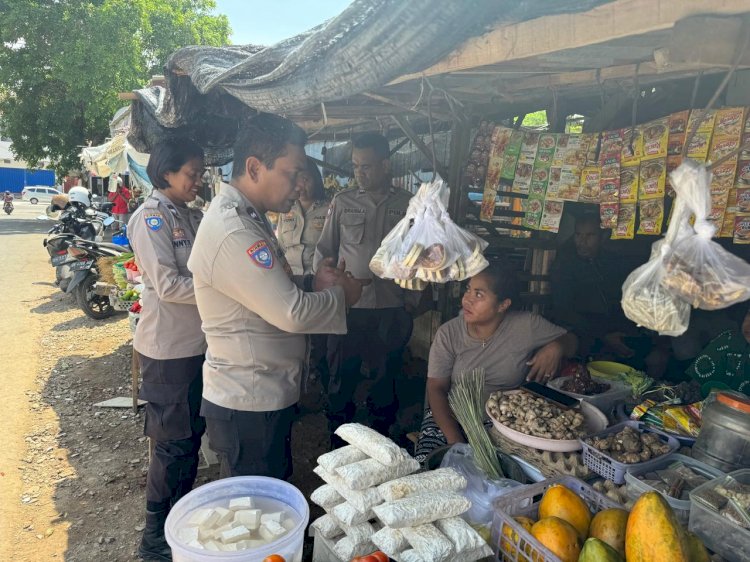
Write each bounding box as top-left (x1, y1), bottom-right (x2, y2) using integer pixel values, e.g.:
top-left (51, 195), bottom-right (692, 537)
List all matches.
top-left (314, 132), bottom-right (416, 439)
top-left (188, 114), bottom-right (364, 478)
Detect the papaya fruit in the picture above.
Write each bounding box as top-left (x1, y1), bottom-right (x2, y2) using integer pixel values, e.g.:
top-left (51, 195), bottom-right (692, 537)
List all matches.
top-left (684, 531), bottom-right (710, 562)
top-left (530, 516), bottom-right (581, 562)
top-left (588, 507), bottom-right (628, 556)
top-left (625, 491), bottom-right (691, 562)
top-left (538, 484), bottom-right (592, 541)
top-left (579, 537), bottom-right (625, 562)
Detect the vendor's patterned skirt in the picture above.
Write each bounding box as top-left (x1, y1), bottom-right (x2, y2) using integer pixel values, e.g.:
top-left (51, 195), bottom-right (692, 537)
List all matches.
top-left (414, 408), bottom-right (448, 464)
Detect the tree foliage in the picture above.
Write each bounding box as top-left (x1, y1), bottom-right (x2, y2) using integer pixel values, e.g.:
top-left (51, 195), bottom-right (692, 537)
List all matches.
top-left (0, 0), bottom-right (230, 176)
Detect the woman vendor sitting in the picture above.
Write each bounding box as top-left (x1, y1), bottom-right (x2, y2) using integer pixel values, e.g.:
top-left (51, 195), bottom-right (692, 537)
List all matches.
top-left (415, 263), bottom-right (577, 464)
top-left (685, 304), bottom-right (750, 398)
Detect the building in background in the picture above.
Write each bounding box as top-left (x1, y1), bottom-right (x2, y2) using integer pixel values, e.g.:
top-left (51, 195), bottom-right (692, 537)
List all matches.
top-left (0, 134), bottom-right (55, 194)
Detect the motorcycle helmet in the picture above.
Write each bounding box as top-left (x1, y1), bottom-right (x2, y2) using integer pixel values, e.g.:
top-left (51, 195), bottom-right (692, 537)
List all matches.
top-left (68, 186), bottom-right (91, 206)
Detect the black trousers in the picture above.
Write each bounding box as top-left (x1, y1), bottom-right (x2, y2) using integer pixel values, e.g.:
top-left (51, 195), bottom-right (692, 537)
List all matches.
top-left (201, 399), bottom-right (295, 480)
top-left (138, 353), bottom-right (205, 509)
top-left (326, 307), bottom-right (413, 434)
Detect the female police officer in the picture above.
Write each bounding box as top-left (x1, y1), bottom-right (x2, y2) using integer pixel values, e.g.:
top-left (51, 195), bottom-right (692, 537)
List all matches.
top-left (128, 138), bottom-right (206, 561)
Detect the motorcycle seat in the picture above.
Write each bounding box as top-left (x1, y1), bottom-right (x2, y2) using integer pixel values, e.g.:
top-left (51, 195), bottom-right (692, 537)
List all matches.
top-left (96, 242), bottom-right (128, 252)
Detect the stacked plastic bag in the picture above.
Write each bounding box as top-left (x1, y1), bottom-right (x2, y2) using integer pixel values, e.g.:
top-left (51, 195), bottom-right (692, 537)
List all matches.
top-left (369, 179), bottom-right (489, 290)
top-left (310, 423), bottom-right (492, 562)
top-left (622, 160), bottom-right (750, 336)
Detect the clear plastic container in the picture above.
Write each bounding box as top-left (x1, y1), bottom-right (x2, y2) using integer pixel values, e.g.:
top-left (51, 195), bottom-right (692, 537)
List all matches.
top-left (624, 453), bottom-right (725, 525)
top-left (165, 476), bottom-right (309, 562)
top-left (689, 469), bottom-right (750, 562)
top-left (693, 391), bottom-right (750, 472)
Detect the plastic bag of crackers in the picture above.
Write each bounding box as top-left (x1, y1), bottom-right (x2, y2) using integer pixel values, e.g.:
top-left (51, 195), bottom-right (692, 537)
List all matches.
top-left (661, 160), bottom-right (750, 310)
top-left (369, 179), bottom-right (488, 290)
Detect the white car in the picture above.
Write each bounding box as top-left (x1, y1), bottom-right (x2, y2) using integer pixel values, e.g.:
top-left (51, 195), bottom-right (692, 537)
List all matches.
top-left (21, 185), bottom-right (62, 204)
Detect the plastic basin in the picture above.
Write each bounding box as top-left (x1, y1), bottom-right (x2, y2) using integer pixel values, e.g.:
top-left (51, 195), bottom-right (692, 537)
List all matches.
top-left (165, 476), bottom-right (309, 562)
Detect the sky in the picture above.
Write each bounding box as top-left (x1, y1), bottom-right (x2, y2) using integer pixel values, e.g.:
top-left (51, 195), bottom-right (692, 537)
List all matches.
top-left (213, 0), bottom-right (353, 46)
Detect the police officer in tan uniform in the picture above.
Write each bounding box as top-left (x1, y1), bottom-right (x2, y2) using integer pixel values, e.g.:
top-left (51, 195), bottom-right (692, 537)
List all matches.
top-left (276, 157), bottom-right (329, 275)
top-left (128, 138), bottom-right (206, 561)
top-left (314, 132), bottom-right (417, 439)
top-left (188, 113), bottom-right (365, 479)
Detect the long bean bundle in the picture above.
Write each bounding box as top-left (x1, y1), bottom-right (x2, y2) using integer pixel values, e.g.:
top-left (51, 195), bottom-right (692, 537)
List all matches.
top-left (448, 368), bottom-right (504, 479)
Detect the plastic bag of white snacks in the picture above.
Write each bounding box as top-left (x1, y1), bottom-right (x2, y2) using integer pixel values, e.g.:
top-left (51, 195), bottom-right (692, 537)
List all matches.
top-left (330, 502), bottom-right (374, 526)
top-left (333, 536), bottom-right (376, 561)
top-left (310, 514), bottom-right (343, 540)
top-left (401, 523), bottom-right (455, 562)
top-left (317, 445), bottom-right (369, 473)
top-left (376, 468), bottom-right (467, 502)
top-left (327, 517), bottom-right (375, 546)
top-left (435, 516), bottom-right (493, 560)
top-left (309, 484), bottom-right (344, 510)
top-left (372, 491), bottom-right (470, 528)
top-left (313, 465), bottom-right (383, 513)
top-left (369, 179), bottom-right (488, 287)
top-left (371, 526), bottom-right (408, 558)
top-left (334, 423), bottom-right (405, 466)
top-left (335, 454), bottom-right (420, 490)
top-left (661, 161), bottom-right (750, 310)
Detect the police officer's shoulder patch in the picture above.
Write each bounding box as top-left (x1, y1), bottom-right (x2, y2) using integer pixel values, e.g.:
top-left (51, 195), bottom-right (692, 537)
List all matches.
top-left (144, 212), bottom-right (164, 232)
top-left (246, 239), bottom-right (274, 269)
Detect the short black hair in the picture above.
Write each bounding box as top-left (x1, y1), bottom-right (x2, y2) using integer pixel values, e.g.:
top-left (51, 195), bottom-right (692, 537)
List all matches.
top-left (146, 137), bottom-right (204, 190)
top-left (232, 113), bottom-right (308, 179)
top-left (352, 132), bottom-right (390, 161)
top-left (477, 262), bottom-right (520, 307)
top-left (306, 157), bottom-right (326, 202)
top-left (575, 212), bottom-right (602, 230)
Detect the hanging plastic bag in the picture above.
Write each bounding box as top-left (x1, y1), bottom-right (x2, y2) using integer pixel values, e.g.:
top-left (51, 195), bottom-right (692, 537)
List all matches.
top-left (369, 179), bottom-right (490, 286)
top-left (661, 161), bottom-right (750, 310)
top-left (621, 182), bottom-right (692, 336)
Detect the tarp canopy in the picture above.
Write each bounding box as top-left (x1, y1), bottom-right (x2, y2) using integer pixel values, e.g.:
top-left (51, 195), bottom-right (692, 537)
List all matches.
top-left (127, 0), bottom-right (612, 166)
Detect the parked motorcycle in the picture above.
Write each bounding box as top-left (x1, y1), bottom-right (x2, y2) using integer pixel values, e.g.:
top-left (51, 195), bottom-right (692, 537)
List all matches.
top-left (43, 202), bottom-right (114, 292)
top-left (59, 236), bottom-right (127, 319)
top-left (3, 200), bottom-right (13, 215)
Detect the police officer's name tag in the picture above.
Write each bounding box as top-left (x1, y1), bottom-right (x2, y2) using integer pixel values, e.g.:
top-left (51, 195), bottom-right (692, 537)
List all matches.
top-left (246, 240), bottom-right (274, 269)
top-left (144, 213), bottom-right (163, 231)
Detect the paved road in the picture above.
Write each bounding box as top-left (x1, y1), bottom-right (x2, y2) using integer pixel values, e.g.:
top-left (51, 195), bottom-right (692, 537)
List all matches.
top-left (0, 201), bottom-right (67, 559)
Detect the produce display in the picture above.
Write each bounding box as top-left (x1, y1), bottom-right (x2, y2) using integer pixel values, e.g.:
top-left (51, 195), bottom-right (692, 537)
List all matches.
top-left (585, 425), bottom-right (672, 464)
top-left (487, 391), bottom-right (586, 440)
top-left (497, 484), bottom-right (710, 562)
top-left (561, 365), bottom-right (610, 395)
top-left (174, 496), bottom-right (298, 552)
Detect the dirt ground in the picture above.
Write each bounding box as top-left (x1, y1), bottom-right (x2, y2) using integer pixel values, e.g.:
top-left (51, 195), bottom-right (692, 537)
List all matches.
top-left (0, 201), bottom-right (426, 561)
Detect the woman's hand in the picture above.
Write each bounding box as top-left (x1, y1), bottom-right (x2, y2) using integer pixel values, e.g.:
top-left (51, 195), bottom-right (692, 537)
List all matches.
top-left (526, 340), bottom-right (564, 383)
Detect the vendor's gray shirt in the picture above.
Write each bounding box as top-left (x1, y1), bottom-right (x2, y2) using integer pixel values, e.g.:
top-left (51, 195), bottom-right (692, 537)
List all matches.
top-left (428, 311), bottom-right (567, 397)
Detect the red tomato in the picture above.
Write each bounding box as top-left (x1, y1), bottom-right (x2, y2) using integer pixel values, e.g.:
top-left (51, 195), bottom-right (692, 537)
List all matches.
top-left (263, 556), bottom-right (285, 562)
top-left (370, 552), bottom-right (389, 562)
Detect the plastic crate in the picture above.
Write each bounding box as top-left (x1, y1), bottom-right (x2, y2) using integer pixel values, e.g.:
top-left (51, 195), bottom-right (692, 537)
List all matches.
top-left (109, 289), bottom-right (137, 312)
top-left (623, 453), bottom-right (725, 525)
top-left (579, 421), bottom-right (680, 484)
top-left (491, 476), bottom-right (622, 562)
top-left (689, 469), bottom-right (750, 562)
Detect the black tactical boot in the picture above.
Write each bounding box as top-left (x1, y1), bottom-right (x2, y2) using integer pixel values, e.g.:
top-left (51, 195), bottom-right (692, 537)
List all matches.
top-left (138, 509), bottom-right (172, 561)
